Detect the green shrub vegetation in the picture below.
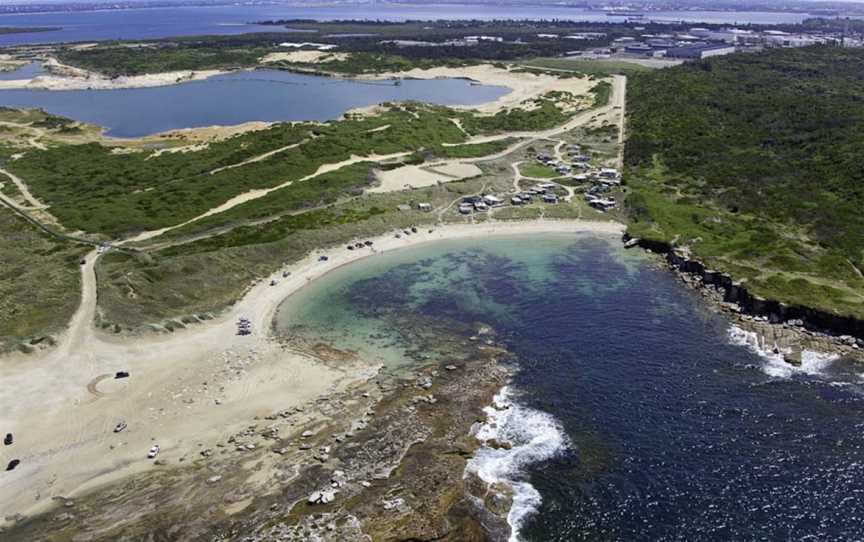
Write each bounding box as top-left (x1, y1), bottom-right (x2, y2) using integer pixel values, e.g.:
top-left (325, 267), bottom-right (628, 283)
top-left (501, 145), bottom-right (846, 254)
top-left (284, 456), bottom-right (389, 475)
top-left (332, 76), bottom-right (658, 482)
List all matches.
top-left (625, 46), bottom-right (864, 318)
top-left (6, 99), bottom-right (574, 237)
top-left (590, 81), bottom-right (613, 107)
top-left (161, 162), bottom-right (378, 240)
top-left (0, 204), bottom-right (87, 349)
top-left (0, 27), bottom-right (58, 35)
top-left (429, 138), bottom-right (519, 159)
top-left (5, 104), bottom-right (467, 236)
top-left (56, 34), bottom-right (283, 77)
top-left (273, 52), bottom-right (475, 75)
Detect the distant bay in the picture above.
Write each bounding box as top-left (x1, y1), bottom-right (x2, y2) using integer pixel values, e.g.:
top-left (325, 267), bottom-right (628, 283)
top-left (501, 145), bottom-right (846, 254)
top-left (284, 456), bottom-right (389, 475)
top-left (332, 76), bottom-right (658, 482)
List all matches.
top-left (0, 5), bottom-right (833, 46)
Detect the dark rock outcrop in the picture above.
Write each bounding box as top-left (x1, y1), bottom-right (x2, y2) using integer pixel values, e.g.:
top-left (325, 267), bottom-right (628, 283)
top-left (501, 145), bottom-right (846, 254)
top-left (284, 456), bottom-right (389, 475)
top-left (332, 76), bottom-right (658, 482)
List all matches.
top-left (624, 234), bottom-right (864, 339)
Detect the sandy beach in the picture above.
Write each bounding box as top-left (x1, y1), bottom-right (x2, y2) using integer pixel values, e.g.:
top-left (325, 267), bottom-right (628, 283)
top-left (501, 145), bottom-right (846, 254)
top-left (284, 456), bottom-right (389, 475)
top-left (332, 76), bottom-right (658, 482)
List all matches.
top-left (0, 218), bottom-right (623, 525)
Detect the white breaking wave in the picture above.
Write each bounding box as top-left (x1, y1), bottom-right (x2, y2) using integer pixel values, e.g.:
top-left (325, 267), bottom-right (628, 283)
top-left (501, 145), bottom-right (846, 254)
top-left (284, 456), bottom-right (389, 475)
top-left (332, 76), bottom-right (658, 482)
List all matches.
top-left (466, 386), bottom-right (568, 542)
top-left (727, 325), bottom-right (838, 378)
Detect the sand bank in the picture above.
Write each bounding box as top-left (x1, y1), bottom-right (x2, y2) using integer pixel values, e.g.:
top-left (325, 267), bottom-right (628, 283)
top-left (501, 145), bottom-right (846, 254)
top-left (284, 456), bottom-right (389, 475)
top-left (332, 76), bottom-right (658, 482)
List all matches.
top-left (0, 60), bottom-right (228, 91)
top-left (361, 64), bottom-right (597, 114)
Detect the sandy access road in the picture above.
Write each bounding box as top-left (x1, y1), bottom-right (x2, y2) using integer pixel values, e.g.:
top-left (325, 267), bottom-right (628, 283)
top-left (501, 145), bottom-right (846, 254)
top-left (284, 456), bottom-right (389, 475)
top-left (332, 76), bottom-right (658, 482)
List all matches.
top-left (0, 219), bottom-right (623, 525)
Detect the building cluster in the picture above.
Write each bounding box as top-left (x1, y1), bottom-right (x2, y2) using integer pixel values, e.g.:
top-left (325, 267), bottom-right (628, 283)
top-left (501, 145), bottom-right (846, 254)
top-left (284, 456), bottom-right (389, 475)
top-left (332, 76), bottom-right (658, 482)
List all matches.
top-left (590, 25), bottom-right (861, 60)
top-left (454, 142), bottom-right (622, 217)
top-left (536, 145), bottom-right (620, 212)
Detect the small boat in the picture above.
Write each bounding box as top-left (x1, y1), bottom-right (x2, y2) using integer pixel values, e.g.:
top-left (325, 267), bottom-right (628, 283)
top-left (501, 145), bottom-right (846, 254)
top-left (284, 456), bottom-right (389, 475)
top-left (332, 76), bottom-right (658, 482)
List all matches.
top-left (114, 421), bottom-right (127, 433)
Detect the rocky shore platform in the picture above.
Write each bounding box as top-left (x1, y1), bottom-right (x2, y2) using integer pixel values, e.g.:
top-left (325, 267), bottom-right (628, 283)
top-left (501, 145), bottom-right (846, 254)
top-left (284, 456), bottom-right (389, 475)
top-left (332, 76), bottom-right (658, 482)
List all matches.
top-left (2, 321), bottom-right (514, 542)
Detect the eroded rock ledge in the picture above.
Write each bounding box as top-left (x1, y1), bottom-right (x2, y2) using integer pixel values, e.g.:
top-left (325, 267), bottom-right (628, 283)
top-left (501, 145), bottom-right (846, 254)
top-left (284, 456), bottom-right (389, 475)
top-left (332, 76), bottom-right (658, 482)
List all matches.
top-left (626, 235), bottom-right (864, 348)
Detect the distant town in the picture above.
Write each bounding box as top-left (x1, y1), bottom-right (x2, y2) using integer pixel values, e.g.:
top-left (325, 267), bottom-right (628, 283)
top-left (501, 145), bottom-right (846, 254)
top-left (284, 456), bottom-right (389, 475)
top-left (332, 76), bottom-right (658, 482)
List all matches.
top-left (374, 22), bottom-right (863, 63)
top-left (571, 23), bottom-right (864, 61)
top-left (3, 0), bottom-right (864, 17)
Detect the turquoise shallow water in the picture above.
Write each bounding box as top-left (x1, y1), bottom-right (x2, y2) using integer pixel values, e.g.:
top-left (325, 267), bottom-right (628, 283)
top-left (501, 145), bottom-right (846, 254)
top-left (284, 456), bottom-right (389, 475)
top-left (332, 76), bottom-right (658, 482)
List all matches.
top-left (275, 234), bottom-right (864, 541)
top-left (275, 234), bottom-right (604, 370)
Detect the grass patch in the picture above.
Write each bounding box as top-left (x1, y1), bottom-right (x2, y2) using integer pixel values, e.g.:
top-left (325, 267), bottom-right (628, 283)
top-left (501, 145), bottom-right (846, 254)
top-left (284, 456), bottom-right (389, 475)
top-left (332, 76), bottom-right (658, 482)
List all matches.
top-left (519, 162), bottom-right (560, 179)
top-left (0, 204), bottom-right (88, 349)
top-left (429, 138), bottom-right (519, 159)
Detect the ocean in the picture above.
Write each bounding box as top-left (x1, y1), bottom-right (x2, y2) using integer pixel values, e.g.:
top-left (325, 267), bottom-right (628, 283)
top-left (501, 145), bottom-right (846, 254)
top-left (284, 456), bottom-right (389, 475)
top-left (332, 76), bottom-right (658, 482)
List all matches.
top-left (276, 233), bottom-right (864, 541)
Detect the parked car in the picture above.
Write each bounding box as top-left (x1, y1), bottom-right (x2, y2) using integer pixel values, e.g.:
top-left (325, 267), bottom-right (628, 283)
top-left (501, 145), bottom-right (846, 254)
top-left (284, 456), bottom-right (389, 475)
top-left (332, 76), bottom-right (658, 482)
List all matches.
top-left (147, 444), bottom-right (160, 459)
top-left (6, 459), bottom-right (19, 471)
top-left (114, 421), bottom-right (127, 433)
top-left (3, 433), bottom-right (12, 446)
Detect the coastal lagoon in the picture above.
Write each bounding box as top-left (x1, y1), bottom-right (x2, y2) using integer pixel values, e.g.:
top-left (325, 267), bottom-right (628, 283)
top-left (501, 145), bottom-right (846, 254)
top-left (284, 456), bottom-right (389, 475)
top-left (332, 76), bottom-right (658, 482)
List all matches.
top-left (0, 68), bottom-right (509, 137)
top-left (276, 234), bottom-right (864, 541)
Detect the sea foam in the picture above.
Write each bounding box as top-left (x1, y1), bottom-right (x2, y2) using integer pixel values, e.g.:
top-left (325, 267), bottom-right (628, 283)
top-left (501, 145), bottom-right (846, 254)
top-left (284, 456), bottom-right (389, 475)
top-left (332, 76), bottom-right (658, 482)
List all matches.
top-left (727, 325), bottom-right (838, 378)
top-left (466, 386), bottom-right (567, 542)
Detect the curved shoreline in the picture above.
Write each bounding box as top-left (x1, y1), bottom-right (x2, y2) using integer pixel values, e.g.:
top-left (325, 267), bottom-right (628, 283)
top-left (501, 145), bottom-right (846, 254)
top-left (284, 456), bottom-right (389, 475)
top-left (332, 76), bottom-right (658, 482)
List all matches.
top-left (0, 218), bottom-right (623, 526)
top-left (0, 62), bottom-right (593, 117)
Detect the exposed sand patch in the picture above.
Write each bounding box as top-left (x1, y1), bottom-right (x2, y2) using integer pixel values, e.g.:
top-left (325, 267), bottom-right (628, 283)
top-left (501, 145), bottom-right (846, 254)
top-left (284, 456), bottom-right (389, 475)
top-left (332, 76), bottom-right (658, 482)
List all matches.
top-left (261, 51), bottom-right (349, 64)
top-left (427, 162), bottom-right (484, 179)
top-left (362, 64), bottom-right (596, 114)
top-left (370, 162), bottom-right (482, 194)
top-left (0, 58), bottom-right (228, 91)
top-left (365, 124), bottom-right (391, 134)
top-left (0, 60), bottom-right (27, 72)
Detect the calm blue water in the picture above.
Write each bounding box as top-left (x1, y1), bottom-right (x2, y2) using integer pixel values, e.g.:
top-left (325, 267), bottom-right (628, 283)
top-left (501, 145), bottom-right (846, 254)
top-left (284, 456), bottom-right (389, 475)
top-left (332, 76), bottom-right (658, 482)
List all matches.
top-left (0, 61), bottom-right (43, 80)
top-left (0, 68), bottom-right (508, 137)
top-left (276, 234), bottom-right (864, 541)
top-left (0, 5), bottom-right (825, 46)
